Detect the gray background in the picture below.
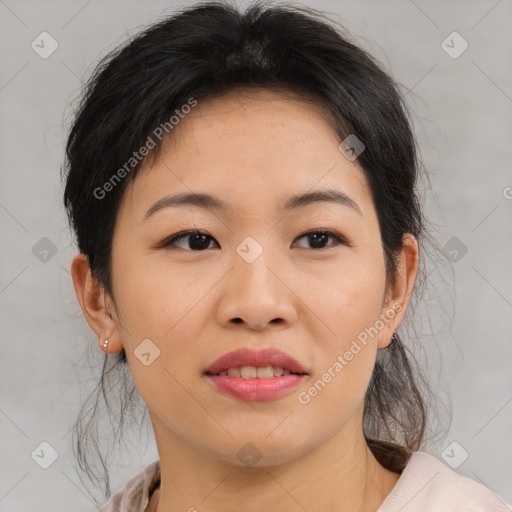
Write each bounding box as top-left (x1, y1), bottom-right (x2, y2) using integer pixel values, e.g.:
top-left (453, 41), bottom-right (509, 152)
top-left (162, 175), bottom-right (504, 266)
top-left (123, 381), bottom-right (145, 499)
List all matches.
top-left (0, 0), bottom-right (511, 510)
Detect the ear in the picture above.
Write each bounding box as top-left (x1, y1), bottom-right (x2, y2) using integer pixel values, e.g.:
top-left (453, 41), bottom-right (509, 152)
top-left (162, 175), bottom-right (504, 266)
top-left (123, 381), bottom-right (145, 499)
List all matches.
top-left (70, 253), bottom-right (124, 354)
top-left (377, 233), bottom-right (419, 349)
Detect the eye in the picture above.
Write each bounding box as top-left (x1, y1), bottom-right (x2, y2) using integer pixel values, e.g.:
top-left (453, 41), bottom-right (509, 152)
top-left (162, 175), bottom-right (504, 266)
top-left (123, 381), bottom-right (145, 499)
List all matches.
top-left (159, 230), bottom-right (218, 251)
top-left (293, 229), bottom-right (347, 250)
top-left (158, 229), bottom-right (347, 251)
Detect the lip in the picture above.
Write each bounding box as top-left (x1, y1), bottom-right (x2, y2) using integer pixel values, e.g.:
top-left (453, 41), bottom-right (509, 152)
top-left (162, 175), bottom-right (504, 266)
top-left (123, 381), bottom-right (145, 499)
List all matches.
top-left (207, 374), bottom-right (306, 401)
top-left (204, 347), bottom-right (308, 376)
top-left (204, 347), bottom-right (308, 402)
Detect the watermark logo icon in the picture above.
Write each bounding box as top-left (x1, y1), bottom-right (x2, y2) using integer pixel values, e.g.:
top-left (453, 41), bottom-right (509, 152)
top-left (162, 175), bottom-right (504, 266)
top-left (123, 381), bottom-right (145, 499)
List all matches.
top-left (442, 236), bottom-right (468, 263)
top-left (236, 236), bottom-right (263, 264)
top-left (31, 441), bottom-right (59, 469)
top-left (441, 441), bottom-right (469, 469)
top-left (32, 237), bottom-right (58, 263)
top-left (134, 338), bottom-right (161, 366)
top-left (339, 134), bottom-right (365, 161)
top-left (31, 32), bottom-right (59, 59)
top-left (441, 31), bottom-right (468, 59)
top-left (237, 442), bottom-right (262, 467)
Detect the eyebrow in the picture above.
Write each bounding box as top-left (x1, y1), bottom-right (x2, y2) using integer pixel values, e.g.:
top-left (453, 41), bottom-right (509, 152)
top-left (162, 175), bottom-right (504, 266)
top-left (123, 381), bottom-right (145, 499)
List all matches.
top-left (142, 188), bottom-right (362, 222)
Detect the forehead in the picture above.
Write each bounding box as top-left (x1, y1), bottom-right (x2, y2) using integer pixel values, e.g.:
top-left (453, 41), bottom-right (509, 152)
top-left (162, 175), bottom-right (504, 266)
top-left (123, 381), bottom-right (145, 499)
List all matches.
top-left (120, 88), bottom-right (373, 222)
top-left (168, 88), bottom-right (341, 160)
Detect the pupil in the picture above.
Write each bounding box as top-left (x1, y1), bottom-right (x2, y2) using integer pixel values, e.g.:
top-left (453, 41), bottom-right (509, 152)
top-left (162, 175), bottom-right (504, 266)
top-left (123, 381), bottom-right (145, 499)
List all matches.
top-left (310, 233), bottom-right (328, 249)
top-left (189, 234), bottom-right (210, 250)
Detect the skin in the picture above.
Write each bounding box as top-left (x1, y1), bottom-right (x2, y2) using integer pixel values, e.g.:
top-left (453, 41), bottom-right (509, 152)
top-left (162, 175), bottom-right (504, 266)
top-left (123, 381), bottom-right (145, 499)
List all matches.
top-left (71, 89), bottom-right (419, 512)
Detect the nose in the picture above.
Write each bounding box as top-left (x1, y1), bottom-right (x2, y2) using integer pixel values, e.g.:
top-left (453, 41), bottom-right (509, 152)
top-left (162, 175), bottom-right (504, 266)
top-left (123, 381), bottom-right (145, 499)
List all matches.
top-left (216, 245), bottom-right (297, 331)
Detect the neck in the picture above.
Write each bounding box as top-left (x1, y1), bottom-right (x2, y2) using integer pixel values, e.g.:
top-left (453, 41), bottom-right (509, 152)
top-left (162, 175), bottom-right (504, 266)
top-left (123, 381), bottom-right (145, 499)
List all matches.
top-left (149, 413), bottom-right (400, 512)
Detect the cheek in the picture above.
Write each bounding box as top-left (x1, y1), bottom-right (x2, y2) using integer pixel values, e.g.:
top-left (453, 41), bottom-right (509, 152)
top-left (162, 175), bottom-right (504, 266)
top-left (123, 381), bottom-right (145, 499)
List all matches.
top-left (297, 250), bottom-right (385, 403)
top-left (113, 251), bottom-right (213, 381)
top-left (296, 347), bottom-right (375, 443)
top-left (112, 246), bottom-right (208, 338)
top-left (118, 299), bottom-right (209, 428)
top-left (300, 250), bottom-right (386, 340)
top-left (298, 272), bottom-right (382, 421)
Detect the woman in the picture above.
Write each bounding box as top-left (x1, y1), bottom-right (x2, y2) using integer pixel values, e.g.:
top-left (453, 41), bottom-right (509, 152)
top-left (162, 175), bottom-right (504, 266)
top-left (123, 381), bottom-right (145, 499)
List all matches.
top-left (62, 1), bottom-right (510, 511)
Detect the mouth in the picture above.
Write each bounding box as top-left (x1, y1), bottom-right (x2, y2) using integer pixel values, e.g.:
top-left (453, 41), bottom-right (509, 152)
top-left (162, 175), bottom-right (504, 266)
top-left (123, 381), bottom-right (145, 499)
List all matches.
top-left (204, 347), bottom-right (308, 377)
top-left (204, 348), bottom-right (308, 401)
top-left (205, 365), bottom-right (308, 378)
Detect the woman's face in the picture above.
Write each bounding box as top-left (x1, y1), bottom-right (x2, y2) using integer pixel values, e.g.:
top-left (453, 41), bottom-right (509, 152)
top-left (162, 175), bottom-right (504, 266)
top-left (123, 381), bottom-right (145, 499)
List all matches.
top-left (99, 89), bottom-right (416, 466)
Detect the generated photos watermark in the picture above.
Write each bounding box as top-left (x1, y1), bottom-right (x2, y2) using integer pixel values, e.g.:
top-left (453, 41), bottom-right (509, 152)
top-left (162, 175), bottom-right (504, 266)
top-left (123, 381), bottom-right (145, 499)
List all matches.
top-left (93, 97), bottom-right (198, 200)
top-left (297, 302), bottom-right (402, 405)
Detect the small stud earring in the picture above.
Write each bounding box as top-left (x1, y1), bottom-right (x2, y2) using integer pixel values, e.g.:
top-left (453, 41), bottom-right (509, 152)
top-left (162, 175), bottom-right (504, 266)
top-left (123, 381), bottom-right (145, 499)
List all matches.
top-left (103, 339), bottom-right (109, 351)
top-left (390, 332), bottom-right (398, 344)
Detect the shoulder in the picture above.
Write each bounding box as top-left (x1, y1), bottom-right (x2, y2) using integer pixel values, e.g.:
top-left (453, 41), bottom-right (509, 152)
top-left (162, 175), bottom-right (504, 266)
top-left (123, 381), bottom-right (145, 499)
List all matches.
top-left (378, 451), bottom-right (511, 512)
top-left (98, 460), bottom-right (161, 512)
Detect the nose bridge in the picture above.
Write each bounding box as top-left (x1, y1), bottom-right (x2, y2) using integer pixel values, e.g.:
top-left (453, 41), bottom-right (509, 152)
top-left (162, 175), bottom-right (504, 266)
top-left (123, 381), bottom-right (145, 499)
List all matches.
top-left (233, 234), bottom-right (279, 296)
top-left (218, 234), bottom-right (294, 329)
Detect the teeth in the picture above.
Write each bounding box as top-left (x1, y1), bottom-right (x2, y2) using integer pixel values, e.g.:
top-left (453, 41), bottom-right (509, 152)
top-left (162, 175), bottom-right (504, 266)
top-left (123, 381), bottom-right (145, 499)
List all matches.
top-left (216, 366), bottom-right (295, 378)
top-left (257, 366), bottom-right (275, 378)
top-left (227, 367), bottom-right (241, 377)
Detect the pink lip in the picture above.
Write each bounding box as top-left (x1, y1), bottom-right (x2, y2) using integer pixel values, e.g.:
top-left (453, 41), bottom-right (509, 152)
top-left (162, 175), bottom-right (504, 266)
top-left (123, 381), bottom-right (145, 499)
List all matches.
top-left (204, 347), bottom-right (308, 376)
top-left (207, 374), bottom-right (306, 401)
top-left (204, 348), bottom-right (308, 402)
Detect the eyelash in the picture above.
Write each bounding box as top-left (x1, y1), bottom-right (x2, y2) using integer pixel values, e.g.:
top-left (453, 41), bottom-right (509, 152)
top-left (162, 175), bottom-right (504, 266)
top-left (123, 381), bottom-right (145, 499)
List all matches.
top-left (157, 229), bottom-right (349, 251)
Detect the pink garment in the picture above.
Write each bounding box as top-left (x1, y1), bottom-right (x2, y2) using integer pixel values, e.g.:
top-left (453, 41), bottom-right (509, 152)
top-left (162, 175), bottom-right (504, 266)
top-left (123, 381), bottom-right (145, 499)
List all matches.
top-left (377, 451), bottom-right (511, 511)
top-left (98, 451), bottom-right (511, 511)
